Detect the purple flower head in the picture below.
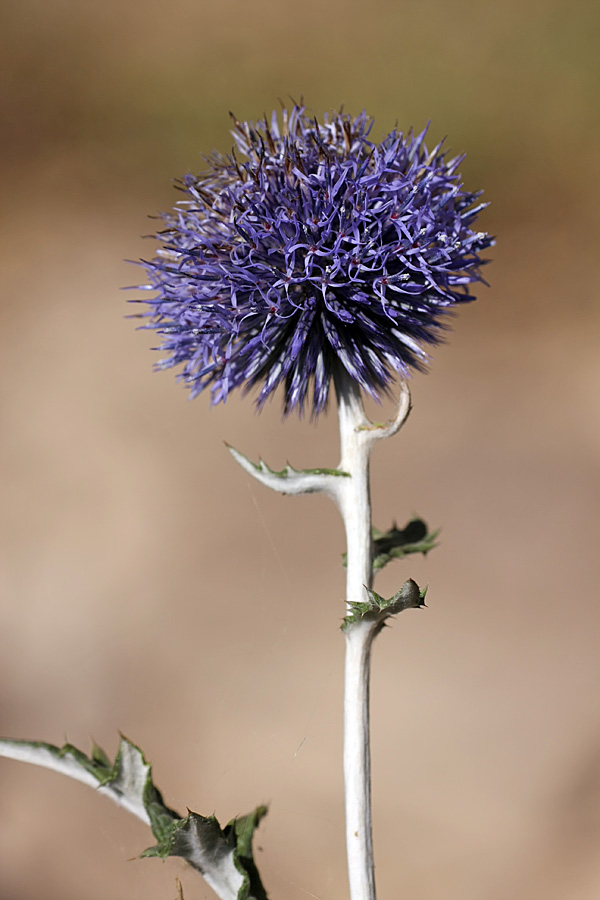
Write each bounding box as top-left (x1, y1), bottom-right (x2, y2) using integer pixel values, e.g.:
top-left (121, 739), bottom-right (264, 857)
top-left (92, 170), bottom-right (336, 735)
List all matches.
top-left (138, 105), bottom-right (493, 415)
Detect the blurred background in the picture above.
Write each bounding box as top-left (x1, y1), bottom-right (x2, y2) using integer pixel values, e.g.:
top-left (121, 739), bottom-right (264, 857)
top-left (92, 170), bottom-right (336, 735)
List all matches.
top-left (1, 0), bottom-right (599, 898)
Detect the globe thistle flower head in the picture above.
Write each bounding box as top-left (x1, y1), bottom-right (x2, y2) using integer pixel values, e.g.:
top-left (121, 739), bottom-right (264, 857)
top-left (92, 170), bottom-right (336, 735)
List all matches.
top-left (139, 105), bottom-right (493, 416)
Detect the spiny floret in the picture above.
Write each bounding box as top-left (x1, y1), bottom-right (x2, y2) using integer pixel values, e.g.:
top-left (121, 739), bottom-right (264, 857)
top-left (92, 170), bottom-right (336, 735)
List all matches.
top-left (137, 105), bottom-right (493, 415)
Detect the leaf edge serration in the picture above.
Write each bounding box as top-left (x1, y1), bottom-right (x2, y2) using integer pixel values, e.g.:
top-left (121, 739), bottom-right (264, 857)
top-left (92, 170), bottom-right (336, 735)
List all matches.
top-left (0, 735), bottom-right (268, 900)
top-left (342, 579), bottom-right (427, 631)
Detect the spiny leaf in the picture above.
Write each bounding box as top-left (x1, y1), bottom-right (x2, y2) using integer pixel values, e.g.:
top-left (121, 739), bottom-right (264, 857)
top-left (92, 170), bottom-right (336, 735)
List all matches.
top-left (227, 442), bottom-right (348, 498)
top-left (250, 460), bottom-right (349, 479)
top-left (232, 806), bottom-right (269, 900)
top-left (0, 735), bottom-right (176, 826)
top-left (342, 518), bottom-right (439, 571)
top-left (143, 805), bottom-right (269, 900)
top-left (342, 579), bottom-right (427, 631)
top-left (0, 736), bottom-right (268, 900)
top-left (373, 518), bottom-right (439, 570)
top-left (91, 741), bottom-right (112, 769)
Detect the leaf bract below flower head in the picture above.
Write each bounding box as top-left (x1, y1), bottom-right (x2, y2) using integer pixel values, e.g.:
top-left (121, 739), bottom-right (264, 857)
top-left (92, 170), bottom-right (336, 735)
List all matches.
top-left (138, 104), bottom-right (493, 416)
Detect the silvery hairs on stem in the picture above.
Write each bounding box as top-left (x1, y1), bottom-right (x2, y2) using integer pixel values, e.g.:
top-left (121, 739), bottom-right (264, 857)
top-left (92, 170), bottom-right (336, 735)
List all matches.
top-left (0, 104), bottom-right (492, 900)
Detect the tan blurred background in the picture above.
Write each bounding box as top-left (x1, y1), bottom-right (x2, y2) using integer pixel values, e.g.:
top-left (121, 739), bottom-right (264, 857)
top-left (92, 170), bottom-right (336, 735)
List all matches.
top-left (1, 0), bottom-right (599, 898)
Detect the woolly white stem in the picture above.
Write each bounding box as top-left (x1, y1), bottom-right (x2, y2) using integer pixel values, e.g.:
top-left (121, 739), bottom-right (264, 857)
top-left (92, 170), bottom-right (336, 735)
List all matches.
top-left (335, 375), bottom-right (377, 900)
top-left (336, 378), bottom-right (373, 601)
top-left (343, 620), bottom-right (378, 900)
top-left (227, 374), bottom-right (411, 900)
top-left (336, 375), bottom-right (411, 900)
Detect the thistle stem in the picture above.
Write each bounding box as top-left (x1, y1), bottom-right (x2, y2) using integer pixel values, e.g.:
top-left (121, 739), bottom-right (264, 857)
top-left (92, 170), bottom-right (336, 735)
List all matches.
top-left (335, 374), bottom-right (377, 900)
top-left (343, 622), bottom-right (378, 900)
top-left (228, 374), bottom-right (411, 900)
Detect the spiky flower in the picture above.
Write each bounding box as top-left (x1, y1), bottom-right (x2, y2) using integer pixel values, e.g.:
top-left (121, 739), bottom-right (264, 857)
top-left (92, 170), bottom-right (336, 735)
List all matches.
top-left (137, 105), bottom-right (492, 415)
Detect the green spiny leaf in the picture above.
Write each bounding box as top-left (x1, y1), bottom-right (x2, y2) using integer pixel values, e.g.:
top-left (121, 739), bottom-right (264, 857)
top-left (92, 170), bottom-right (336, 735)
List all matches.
top-left (234, 805), bottom-right (268, 860)
top-left (0, 736), bottom-right (178, 827)
top-left (227, 443), bottom-right (349, 500)
top-left (342, 579), bottom-right (427, 631)
top-left (226, 443), bottom-right (349, 480)
top-left (373, 518), bottom-right (439, 571)
top-left (143, 805), bottom-right (269, 900)
top-left (91, 741), bottom-right (112, 769)
top-left (342, 518), bottom-right (439, 571)
top-left (0, 735), bottom-right (268, 899)
top-left (231, 806), bottom-right (269, 900)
